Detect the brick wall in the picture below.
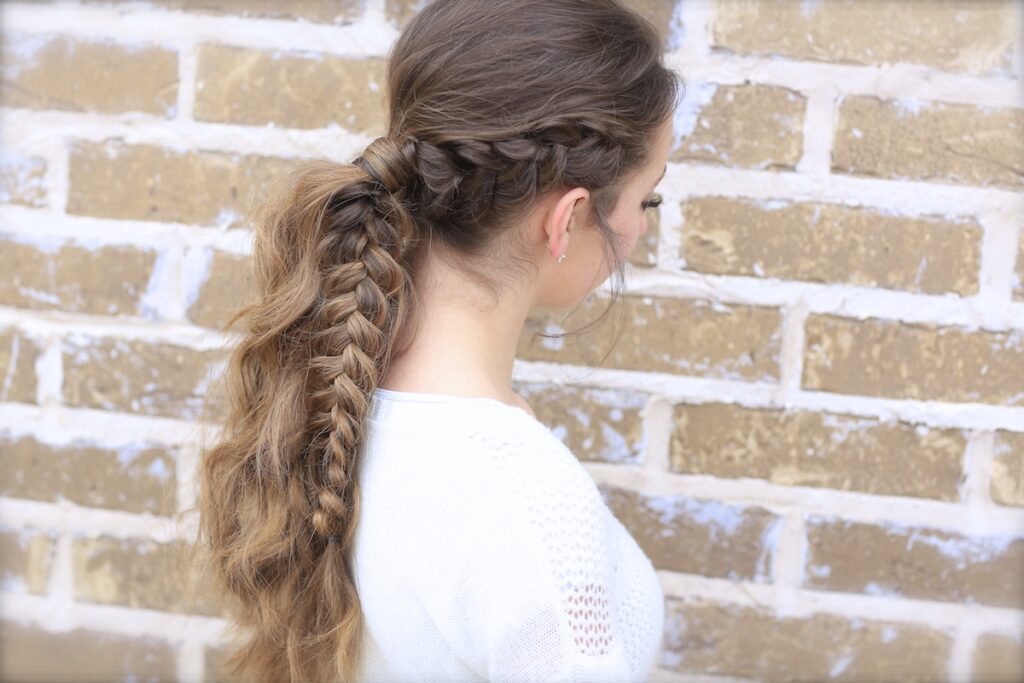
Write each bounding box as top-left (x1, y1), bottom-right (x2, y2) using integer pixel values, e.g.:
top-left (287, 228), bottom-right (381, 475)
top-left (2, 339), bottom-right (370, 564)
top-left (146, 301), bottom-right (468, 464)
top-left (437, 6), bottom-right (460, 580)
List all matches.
top-left (1, 1), bottom-right (1021, 681)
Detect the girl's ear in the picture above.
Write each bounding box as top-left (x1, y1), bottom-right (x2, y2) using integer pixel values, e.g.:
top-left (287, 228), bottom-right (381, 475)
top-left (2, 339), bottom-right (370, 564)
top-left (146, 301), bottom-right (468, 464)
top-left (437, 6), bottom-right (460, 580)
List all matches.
top-left (545, 187), bottom-right (588, 258)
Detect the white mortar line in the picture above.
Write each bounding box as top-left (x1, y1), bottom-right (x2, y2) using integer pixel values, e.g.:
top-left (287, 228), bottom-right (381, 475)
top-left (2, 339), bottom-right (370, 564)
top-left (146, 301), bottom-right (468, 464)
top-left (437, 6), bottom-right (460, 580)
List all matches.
top-left (769, 514), bottom-right (807, 610)
top-left (655, 571), bottom-right (1024, 633)
top-left (949, 622), bottom-right (981, 683)
top-left (178, 637), bottom-right (206, 683)
top-left (655, 186), bottom-right (684, 272)
top-left (777, 303), bottom-right (809, 395)
top-left (676, 0), bottom-right (712, 60)
top-left (0, 207), bottom-right (257, 254)
top-left (0, 497), bottom-right (187, 542)
top-left (1, 2), bottom-right (398, 57)
top-left (0, 313), bottom-right (232, 348)
top-left (795, 88), bottom-right (837, 176)
top-left (34, 332), bottom-right (63, 407)
top-left (177, 41), bottom-right (199, 122)
top-left (1, 590), bottom-right (229, 642)
top-left (48, 532), bottom-right (73, 628)
top-left (0, 401), bottom-right (217, 446)
top-left (663, 165), bottom-right (1024, 223)
top-left (617, 270), bottom-right (1024, 332)
top-left (961, 431), bottom-right (997, 508)
top-left (978, 210), bottom-right (1022, 300)
top-left (176, 439), bottom-right (201, 516)
top-left (582, 462), bottom-right (1024, 537)
top-left (0, 107), bottom-right (372, 161)
top-left (641, 395), bottom-right (673, 481)
top-left (665, 52), bottom-right (1024, 109)
top-left (512, 361), bottom-right (1024, 431)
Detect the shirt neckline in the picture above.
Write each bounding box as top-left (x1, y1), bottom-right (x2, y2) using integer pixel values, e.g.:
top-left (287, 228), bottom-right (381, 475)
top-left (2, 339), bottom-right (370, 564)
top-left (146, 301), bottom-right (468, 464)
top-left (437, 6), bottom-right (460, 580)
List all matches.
top-left (369, 387), bottom-right (538, 423)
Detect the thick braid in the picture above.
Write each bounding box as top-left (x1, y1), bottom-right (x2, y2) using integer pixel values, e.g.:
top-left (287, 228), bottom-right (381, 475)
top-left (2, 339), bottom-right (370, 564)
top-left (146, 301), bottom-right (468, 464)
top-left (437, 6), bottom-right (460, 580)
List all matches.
top-left (412, 123), bottom-right (626, 231)
top-left (307, 136), bottom-right (419, 546)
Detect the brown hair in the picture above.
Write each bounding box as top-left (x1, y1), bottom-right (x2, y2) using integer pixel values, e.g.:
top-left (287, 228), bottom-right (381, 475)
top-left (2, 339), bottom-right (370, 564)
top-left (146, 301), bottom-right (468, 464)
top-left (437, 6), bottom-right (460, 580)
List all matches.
top-left (181, 1), bottom-right (681, 681)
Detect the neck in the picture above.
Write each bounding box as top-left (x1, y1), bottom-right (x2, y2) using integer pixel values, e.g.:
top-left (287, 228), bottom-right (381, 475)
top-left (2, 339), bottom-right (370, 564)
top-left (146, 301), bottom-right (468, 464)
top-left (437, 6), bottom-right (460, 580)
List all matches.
top-left (379, 252), bottom-right (534, 406)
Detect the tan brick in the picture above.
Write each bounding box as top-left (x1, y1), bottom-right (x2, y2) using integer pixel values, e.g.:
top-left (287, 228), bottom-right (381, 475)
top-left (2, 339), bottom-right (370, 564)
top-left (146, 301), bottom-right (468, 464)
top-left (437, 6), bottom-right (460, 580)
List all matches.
top-left (0, 619), bottom-right (178, 682)
top-left (61, 335), bottom-right (227, 421)
top-left (0, 432), bottom-right (177, 515)
top-left (194, 44), bottom-right (386, 133)
top-left (518, 294), bottom-right (783, 382)
top-left (629, 203), bottom-right (659, 268)
top-left (803, 314), bottom-right (1024, 407)
top-left (661, 596), bottom-right (954, 681)
top-left (670, 403), bottom-right (966, 501)
top-left (0, 327), bottom-right (43, 404)
top-left (991, 430), bottom-right (1024, 507)
top-left (0, 150), bottom-right (47, 207)
top-left (0, 527), bottom-right (57, 595)
top-left (804, 517), bottom-right (1024, 608)
top-left (681, 197), bottom-right (981, 296)
top-left (599, 484), bottom-right (780, 581)
top-left (973, 632), bottom-right (1024, 683)
top-left (0, 235), bottom-right (157, 316)
top-left (385, 0), bottom-right (424, 28)
top-left (72, 535), bottom-right (224, 617)
top-left (145, 0), bottom-right (362, 24)
top-left (187, 250), bottom-right (256, 331)
top-left (513, 381), bottom-right (647, 464)
top-left (713, 0), bottom-right (1018, 76)
top-left (833, 96), bottom-right (1024, 190)
top-left (0, 32), bottom-right (177, 116)
top-left (671, 83), bottom-right (806, 170)
top-left (67, 139), bottom-right (302, 227)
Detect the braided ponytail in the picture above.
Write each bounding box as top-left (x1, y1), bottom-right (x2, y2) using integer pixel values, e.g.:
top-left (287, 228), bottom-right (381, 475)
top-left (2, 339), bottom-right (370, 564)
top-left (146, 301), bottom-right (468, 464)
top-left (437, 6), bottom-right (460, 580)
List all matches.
top-left (192, 140), bottom-right (422, 683)
top-left (188, 0), bottom-right (680, 681)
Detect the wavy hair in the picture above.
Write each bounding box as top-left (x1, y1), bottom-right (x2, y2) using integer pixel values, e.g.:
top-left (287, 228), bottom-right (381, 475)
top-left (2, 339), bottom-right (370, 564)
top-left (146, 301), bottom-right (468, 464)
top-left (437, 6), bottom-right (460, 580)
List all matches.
top-left (178, 0), bottom-right (682, 681)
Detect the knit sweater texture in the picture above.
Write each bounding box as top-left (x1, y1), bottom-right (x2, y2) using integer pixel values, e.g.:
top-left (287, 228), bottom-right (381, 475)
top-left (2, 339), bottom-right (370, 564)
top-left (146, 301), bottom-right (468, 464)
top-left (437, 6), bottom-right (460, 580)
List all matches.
top-left (353, 387), bottom-right (665, 682)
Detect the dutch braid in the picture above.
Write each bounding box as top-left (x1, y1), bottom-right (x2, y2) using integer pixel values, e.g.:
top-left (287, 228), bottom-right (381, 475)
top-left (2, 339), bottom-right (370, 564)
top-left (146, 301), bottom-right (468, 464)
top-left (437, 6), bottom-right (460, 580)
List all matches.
top-left (411, 125), bottom-right (628, 233)
top-left (306, 136), bottom-right (420, 546)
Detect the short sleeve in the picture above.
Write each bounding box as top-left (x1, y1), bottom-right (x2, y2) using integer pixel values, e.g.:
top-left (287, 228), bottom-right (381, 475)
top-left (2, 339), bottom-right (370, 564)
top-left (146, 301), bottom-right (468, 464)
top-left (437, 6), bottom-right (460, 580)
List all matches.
top-left (440, 425), bottom-right (656, 682)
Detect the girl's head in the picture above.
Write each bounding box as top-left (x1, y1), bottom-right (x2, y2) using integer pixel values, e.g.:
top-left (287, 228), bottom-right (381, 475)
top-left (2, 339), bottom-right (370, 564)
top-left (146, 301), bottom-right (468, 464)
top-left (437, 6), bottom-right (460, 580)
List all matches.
top-left (366, 0), bottom-right (680, 313)
top-left (189, 1), bottom-right (682, 681)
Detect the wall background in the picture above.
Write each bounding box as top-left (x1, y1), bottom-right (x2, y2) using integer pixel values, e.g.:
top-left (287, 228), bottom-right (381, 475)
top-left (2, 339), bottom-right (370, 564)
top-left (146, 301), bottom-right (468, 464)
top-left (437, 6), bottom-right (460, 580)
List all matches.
top-left (1, 0), bottom-right (1022, 681)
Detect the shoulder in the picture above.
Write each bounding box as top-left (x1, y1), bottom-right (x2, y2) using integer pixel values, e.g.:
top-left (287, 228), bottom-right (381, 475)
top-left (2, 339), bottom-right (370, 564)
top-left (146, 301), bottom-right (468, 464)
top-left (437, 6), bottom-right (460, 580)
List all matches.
top-left (465, 408), bottom-right (611, 541)
top-left (468, 406), bottom-right (598, 489)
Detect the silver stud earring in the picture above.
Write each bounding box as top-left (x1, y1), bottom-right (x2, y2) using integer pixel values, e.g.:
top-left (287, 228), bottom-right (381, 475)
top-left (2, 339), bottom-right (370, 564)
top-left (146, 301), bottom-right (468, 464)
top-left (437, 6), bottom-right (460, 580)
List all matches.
top-left (557, 254), bottom-right (566, 263)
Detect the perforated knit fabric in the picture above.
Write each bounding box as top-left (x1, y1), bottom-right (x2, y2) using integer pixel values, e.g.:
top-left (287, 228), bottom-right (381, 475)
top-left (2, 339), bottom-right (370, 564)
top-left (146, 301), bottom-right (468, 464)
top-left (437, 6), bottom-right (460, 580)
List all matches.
top-left (352, 388), bottom-right (664, 682)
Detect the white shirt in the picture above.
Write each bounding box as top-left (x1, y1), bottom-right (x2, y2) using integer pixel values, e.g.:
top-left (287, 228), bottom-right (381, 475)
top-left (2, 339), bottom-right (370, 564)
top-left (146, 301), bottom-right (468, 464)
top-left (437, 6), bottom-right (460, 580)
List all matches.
top-left (353, 387), bottom-right (664, 682)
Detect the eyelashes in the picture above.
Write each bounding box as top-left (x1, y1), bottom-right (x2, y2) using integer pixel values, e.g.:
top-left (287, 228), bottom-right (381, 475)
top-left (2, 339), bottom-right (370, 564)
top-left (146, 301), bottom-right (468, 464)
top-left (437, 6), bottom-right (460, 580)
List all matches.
top-left (642, 192), bottom-right (663, 211)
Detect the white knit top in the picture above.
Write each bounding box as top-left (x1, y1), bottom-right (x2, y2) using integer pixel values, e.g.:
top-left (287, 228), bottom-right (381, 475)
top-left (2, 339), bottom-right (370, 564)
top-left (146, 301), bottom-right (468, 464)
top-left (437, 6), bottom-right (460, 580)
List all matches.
top-left (352, 387), bottom-right (664, 682)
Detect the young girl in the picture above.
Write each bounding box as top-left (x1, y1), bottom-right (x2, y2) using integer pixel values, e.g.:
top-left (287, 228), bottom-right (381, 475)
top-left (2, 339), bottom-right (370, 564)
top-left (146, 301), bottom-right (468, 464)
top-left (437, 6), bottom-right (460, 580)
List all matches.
top-left (196, 0), bottom-right (681, 680)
